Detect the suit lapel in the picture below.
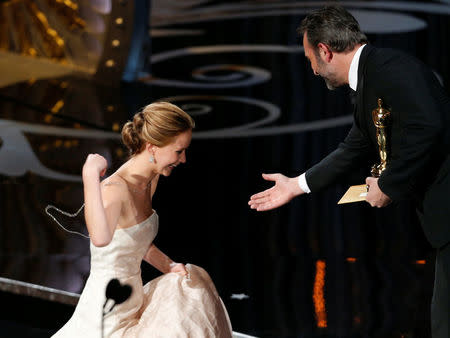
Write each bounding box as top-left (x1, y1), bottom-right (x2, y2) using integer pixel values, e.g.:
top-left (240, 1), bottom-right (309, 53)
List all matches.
top-left (356, 45), bottom-right (373, 115)
top-left (354, 45), bottom-right (376, 136)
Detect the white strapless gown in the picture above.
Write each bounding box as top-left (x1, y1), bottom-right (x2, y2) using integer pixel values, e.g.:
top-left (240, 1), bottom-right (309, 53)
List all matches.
top-left (53, 211), bottom-right (232, 337)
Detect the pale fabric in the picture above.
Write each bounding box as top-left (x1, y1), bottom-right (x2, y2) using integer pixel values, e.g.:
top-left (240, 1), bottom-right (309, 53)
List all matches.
top-left (53, 211), bottom-right (232, 338)
top-left (298, 173), bottom-right (311, 194)
top-left (348, 44), bottom-right (366, 91)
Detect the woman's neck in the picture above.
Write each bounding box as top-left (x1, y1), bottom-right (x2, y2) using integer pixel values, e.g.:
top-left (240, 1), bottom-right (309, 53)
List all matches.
top-left (116, 156), bottom-right (156, 189)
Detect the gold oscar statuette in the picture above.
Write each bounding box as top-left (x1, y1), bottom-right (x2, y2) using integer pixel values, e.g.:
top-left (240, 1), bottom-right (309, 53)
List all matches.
top-left (338, 98), bottom-right (391, 204)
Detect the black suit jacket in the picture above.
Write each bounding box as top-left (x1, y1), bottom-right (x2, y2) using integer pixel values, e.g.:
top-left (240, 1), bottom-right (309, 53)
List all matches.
top-left (306, 45), bottom-right (450, 248)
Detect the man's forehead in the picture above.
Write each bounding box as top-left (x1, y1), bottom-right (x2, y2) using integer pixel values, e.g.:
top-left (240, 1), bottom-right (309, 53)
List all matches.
top-left (302, 34), bottom-right (311, 56)
top-left (302, 32), bottom-right (307, 44)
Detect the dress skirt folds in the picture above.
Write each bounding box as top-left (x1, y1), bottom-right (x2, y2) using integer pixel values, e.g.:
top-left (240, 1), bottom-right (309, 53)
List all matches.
top-left (52, 212), bottom-right (232, 338)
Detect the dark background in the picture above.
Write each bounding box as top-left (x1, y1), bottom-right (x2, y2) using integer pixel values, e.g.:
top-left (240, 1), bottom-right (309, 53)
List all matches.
top-left (1, 1), bottom-right (449, 337)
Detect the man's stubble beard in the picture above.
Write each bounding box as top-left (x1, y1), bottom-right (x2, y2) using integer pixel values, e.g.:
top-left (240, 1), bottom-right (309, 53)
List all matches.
top-left (324, 79), bottom-right (337, 91)
top-left (316, 58), bottom-right (341, 90)
top-left (321, 69), bottom-right (340, 91)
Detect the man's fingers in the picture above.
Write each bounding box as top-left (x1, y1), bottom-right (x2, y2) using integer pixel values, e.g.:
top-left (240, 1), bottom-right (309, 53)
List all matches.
top-left (365, 176), bottom-right (378, 185)
top-left (255, 201), bottom-right (277, 211)
top-left (262, 173), bottom-right (278, 182)
top-left (365, 199), bottom-right (375, 207)
top-left (365, 197), bottom-right (384, 208)
top-left (250, 186), bottom-right (276, 201)
top-left (249, 191), bottom-right (268, 201)
top-left (249, 174), bottom-right (279, 201)
top-left (249, 193), bottom-right (268, 203)
top-left (251, 196), bottom-right (286, 211)
top-left (249, 196), bottom-right (271, 207)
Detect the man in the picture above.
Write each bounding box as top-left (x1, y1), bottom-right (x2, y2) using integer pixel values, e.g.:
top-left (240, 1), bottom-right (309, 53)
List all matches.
top-left (248, 5), bottom-right (449, 338)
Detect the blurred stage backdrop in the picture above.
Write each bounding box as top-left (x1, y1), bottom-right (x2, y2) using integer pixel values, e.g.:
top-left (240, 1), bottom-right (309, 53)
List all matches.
top-left (1, 1), bottom-right (449, 337)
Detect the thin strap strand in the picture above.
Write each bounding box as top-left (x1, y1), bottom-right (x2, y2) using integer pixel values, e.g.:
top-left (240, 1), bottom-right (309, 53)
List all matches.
top-left (45, 203), bottom-right (90, 239)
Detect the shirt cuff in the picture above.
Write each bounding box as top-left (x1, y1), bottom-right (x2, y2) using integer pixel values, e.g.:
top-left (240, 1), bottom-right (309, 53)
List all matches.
top-left (298, 173), bottom-right (311, 194)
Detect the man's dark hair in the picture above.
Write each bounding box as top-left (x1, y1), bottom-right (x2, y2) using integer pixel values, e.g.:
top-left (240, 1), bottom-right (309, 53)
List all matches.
top-left (297, 5), bottom-right (368, 53)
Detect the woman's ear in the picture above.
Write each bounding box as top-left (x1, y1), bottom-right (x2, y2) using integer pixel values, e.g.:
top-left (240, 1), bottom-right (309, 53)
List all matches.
top-left (145, 142), bottom-right (155, 154)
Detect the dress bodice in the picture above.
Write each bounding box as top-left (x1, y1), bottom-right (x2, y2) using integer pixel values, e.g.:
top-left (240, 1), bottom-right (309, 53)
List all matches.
top-left (89, 211), bottom-right (158, 277)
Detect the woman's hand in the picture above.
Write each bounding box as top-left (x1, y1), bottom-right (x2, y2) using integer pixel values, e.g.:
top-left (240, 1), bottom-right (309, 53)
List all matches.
top-left (82, 154), bottom-right (108, 179)
top-left (169, 262), bottom-right (188, 277)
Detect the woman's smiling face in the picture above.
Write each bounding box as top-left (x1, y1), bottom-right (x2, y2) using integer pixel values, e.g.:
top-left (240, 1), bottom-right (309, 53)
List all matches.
top-left (153, 129), bottom-right (192, 176)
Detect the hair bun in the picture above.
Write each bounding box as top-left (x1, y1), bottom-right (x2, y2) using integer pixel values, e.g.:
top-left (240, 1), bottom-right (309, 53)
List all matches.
top-left (121, 119), bottom-right (143, 156)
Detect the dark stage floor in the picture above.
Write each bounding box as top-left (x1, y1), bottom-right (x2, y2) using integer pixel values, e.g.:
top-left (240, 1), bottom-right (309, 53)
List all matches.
top-left (1, 1), bottom-right (450, 337)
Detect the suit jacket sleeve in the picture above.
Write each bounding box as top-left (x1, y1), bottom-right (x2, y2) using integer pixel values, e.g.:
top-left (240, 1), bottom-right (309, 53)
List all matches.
top-left (306, 121), bottom-right (371, 192)
top-left (376, 57), bottom-right (444, 201)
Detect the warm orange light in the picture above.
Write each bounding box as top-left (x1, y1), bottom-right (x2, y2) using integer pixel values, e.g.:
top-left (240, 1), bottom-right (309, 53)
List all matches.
top-left (346, 257), bottom-right (357, 263)
top-left (313, 260), bottom-right (327, 328)
top-left (51, 99), bottom-right (64, 114)
top-left (116, 148), bottom-right (124, 157)
top-left (415, 260), bottom-right (426, 265)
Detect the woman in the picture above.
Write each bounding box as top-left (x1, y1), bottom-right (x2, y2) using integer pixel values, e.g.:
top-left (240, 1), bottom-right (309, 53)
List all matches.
top-left (53, 102), bottom-right (232, 337)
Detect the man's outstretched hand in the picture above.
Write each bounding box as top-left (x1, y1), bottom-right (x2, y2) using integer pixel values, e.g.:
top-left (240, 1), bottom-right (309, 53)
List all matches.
top-left (248, 173), bottom-right (304, 211)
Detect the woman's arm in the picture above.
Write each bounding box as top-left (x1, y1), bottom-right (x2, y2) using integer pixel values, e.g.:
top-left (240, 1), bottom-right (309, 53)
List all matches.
top-left (143, 244), bottom-right (187, 275)
top-left (82, 154), bottom-right (123, 247)
top-left (144, 176), bottom-right (186, 275)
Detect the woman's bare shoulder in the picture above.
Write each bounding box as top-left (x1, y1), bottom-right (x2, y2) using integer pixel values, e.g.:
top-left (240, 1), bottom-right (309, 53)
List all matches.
top-left (101, 174), bottom-right (128, 194)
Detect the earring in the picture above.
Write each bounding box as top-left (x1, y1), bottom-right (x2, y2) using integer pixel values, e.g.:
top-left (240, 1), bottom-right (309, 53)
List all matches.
top-left (149, 155), bottom-right (155, 163)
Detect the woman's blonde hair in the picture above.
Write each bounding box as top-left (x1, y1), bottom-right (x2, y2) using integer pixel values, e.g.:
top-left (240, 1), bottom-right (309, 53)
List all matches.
top-left (121, 102), bottom-right (195, 155)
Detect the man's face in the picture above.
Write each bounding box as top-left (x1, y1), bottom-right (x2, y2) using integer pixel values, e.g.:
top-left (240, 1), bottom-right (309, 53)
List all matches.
top-left (303, 33), bottom-right (342, 90)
